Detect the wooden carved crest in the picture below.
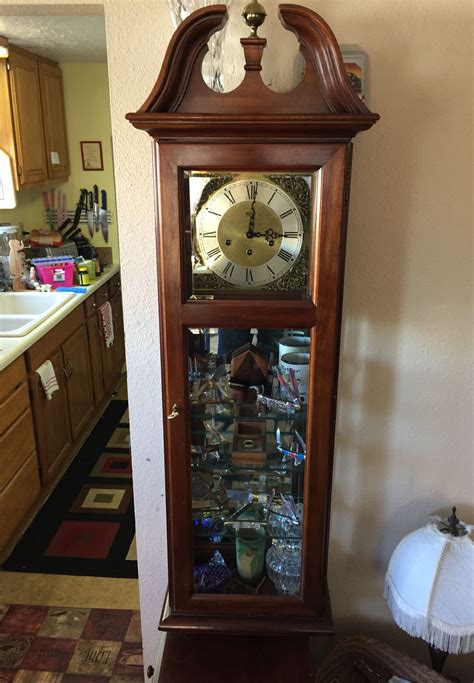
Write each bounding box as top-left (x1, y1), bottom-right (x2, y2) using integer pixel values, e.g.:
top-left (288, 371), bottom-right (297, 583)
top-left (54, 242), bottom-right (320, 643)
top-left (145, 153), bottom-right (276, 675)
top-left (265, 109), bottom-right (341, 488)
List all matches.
top-left (127, 3), bottom-right (379, 138)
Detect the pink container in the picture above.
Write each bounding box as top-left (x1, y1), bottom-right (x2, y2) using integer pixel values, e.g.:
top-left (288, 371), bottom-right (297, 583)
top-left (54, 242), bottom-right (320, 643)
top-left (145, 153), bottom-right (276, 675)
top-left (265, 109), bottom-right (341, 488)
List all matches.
top-left (32, 257), bottom-right (75, 289)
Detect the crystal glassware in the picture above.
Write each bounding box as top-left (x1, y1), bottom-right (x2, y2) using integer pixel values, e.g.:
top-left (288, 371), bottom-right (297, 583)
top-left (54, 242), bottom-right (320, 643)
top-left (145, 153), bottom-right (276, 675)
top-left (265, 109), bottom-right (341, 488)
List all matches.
top-left (266, 542), bottom-right (302, 596)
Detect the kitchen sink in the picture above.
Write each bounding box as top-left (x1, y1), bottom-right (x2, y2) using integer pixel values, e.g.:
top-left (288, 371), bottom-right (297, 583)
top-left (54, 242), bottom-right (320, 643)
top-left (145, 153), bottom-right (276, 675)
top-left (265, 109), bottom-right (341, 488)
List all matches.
top-left (0, 315), bottom-right (36, 334)
top-left (0, 291), bottom-right (75, 337)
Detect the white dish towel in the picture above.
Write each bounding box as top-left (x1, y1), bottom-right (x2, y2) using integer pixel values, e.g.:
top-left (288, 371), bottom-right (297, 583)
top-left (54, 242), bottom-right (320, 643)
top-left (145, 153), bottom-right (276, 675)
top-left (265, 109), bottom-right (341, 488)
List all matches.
top-left (36, 360), bottom-right (59, 400)
top-left (99, 301), bottom-right (115, 348)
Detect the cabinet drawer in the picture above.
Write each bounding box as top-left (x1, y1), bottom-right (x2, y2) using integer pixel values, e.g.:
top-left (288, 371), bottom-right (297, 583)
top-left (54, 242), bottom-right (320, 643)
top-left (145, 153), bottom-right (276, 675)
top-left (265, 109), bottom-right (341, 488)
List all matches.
top-left (0, 450), bottom-right (40, 552)
top-left (27, 305), bottom-right (84, 371)
top-left (0, 407), bottom-right (36, 491)
top-left (0, 355), bottom-right (27, 403)
top-left (0, 382), bottom-right (29, 435)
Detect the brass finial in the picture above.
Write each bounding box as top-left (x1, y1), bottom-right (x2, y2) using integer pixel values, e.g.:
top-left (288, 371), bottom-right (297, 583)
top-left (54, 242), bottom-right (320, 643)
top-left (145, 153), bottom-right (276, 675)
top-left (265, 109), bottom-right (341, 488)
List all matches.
top-left (242, 0), bottom-right (266, 37)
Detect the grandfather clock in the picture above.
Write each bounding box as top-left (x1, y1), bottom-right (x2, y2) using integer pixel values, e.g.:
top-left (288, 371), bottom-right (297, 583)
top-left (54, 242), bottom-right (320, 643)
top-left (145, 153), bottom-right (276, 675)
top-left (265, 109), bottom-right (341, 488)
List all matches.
top-left (127, 1), bottom-right (378, 643)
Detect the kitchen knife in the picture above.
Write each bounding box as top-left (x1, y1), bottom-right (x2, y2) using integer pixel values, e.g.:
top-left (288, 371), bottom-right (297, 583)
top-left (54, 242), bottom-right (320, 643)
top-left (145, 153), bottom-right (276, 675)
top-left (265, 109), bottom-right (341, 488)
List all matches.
top-left (87, 191), bottom-right (94, 238)
top-left (100, 190), bottom-right (108, 243)
top-left (57, 218), bottom-right (71, 235)
top-left (69, 227), bottom-right (83, 240)
top-left (42, 190), bottom-right (53, 229)
top-left (64, 188), bottom-right (87, 239)
top-left (93, 185), bottom-right (99, 233)
top-left (56, 190), bottom-right (62, 227)
top-left (62, 192), bottom-right (67, 225)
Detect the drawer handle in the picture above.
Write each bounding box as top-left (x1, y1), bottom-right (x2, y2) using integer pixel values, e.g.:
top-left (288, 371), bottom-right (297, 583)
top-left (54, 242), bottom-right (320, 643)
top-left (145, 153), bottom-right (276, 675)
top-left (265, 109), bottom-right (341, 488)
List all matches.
top-left (167, 404), bottom-right (180, 420)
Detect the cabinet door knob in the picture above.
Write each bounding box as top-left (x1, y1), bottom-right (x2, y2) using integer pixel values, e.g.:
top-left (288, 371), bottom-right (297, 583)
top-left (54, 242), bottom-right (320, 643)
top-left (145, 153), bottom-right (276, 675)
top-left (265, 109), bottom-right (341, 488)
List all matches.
top-left (167, 404), bottom-right (180, 420)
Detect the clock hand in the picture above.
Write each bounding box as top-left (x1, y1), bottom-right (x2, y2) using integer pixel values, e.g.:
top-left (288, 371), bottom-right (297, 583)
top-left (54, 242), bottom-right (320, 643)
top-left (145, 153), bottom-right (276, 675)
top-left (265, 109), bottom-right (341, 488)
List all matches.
top-left (246, 186), bottom-right (258, 238)
top-left (247, 227), bottom-right (284, 246)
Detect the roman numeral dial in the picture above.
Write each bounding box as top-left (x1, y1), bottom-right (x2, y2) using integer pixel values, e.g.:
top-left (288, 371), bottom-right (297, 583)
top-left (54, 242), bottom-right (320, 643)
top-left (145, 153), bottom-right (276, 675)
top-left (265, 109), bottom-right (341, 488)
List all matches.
top-left (195, 177), bottom-right (305, 288)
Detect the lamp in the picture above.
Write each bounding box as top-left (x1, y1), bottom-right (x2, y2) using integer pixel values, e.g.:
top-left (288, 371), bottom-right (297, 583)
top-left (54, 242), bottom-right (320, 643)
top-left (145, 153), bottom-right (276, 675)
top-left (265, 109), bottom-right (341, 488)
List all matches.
top-left (0, 37), bottom-right (9, 59)
top-left (384, 507), bottom-right (474, 674)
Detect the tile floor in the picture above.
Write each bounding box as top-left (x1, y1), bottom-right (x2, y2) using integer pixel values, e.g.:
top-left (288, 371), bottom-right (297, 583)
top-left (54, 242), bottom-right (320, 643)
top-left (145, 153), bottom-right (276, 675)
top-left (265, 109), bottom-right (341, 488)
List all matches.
top-left (0, 605), bottom-right (143, 681)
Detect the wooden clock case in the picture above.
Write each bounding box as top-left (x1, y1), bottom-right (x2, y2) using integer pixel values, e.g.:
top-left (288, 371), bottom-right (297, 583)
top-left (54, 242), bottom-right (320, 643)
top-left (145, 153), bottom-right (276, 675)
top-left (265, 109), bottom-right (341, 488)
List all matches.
top-left (127, 3), bottom-right (378, 637)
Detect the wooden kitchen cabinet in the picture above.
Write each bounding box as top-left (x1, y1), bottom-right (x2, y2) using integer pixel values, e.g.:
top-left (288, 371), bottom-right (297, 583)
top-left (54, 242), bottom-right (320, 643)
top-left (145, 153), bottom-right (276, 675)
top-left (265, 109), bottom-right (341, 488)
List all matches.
top-left (87, 312), bottom-right (106, 408)
top-left (38, 60), bottom-right (70, 181)
top-left (1, 272), bottom-right (126, 554)
top-left (0, 356), bottom-right (40, 552)
top-left (7, 49), bottom-right (48, 186)
top-left (30, 347), bottom-right (72, 483)
top-left (27, 306), bottom-right (85, 483)
top-left (0, 45), bottom-right (69, 189)
top-left (85, 274), bottom-right (126, 404)
top-left (63, 324), bottom-right (94, 440)
top-left (110, 290), bottom-right (126, 378)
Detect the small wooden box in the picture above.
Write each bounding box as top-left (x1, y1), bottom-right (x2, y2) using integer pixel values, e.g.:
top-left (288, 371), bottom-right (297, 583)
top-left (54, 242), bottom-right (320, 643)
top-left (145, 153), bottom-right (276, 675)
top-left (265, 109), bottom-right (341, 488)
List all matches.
top-left (232, 420), bottom-right (267, 465)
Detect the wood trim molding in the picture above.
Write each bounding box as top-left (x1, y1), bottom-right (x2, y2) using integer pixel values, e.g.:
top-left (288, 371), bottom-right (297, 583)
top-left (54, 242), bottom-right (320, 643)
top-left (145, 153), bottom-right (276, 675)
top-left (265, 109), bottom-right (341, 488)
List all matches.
top-left (127, 4), bottom-right (379, 138)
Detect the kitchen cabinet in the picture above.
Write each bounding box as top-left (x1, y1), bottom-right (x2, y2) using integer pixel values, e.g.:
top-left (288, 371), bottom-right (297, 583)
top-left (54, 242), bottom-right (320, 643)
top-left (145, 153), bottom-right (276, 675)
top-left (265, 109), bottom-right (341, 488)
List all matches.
top-left (0, 356), bottom-right (40, 552)
top-left (0, 269), bottom-right (125, 555)
top-left (0, 45), bottom-right (69, 189)
top-left (110, 279), bottom-right (125, 379)
top-left (85, 274), bottom-right (125, 406)
top-left (38, 60), bottom-right (70, 181)
top-left (30, 347), bottom-right (72, 483)
top-left (7, 49), bottom-right (48, 186)
top-left (87, 310), bottom-right (106, 408)
top-left (27, 305), bottom-right (87, 483)
top-left (63, 325), bottom-right (94, 441)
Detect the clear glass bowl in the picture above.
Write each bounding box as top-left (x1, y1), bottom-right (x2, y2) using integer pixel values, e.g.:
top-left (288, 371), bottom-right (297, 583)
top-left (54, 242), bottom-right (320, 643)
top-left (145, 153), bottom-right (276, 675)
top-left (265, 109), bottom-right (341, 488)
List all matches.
top-left (266, 542), bottom-right (302, 596)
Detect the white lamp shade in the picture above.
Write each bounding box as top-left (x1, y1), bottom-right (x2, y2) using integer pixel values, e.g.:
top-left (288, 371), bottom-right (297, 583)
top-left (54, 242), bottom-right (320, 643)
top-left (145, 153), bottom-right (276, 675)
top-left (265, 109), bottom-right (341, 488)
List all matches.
top-left (384, 522), bottom-right (474, 654)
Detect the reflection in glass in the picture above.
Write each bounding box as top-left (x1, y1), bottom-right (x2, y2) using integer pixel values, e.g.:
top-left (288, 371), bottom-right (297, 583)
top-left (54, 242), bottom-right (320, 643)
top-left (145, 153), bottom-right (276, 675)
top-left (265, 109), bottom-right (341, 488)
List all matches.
top-left (188, 327), bottom-right (310, 596)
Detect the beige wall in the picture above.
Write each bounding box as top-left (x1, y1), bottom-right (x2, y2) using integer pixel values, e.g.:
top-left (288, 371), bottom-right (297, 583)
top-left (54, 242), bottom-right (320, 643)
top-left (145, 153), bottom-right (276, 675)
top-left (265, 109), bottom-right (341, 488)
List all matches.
top-left (0, 0), bottom-right (472, 679)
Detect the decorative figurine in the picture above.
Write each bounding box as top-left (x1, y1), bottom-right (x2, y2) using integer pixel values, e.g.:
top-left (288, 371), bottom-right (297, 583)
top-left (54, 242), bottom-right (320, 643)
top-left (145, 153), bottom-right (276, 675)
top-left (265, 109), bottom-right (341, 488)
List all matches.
top-left (230, 343), bottom-right (268, 387)
top-left (8, 238), bottom-right (26, 291)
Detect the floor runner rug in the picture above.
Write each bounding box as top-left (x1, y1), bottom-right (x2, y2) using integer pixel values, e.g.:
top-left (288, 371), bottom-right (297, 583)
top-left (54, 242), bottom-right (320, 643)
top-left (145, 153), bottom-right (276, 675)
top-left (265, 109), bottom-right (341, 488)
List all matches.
top-left (3, 399), bottom-right (137, 578)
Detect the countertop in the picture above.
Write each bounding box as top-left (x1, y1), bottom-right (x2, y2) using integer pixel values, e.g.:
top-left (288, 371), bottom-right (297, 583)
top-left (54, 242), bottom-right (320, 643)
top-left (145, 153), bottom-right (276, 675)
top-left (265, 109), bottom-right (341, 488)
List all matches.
top-left (0, 264), bottom-right (120, 372)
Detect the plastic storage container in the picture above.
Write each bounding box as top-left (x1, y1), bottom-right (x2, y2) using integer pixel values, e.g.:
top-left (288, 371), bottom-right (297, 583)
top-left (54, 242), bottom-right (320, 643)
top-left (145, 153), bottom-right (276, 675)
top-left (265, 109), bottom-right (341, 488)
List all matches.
top-left (32, 257), bottom-right (75, 289)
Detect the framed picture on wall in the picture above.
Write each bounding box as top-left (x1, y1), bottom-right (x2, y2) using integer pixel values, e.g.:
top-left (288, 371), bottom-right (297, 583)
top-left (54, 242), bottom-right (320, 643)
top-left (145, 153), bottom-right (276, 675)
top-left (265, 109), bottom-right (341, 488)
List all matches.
top-left (341, 48), bottom-right (368, 102)
top-left (80, 141), bottom-right (104, 171)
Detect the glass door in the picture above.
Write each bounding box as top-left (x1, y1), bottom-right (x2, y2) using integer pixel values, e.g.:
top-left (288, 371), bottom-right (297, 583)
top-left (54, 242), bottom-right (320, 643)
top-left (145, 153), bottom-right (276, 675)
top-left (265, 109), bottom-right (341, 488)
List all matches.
top-left (187, 326), bottom-right (311, 597)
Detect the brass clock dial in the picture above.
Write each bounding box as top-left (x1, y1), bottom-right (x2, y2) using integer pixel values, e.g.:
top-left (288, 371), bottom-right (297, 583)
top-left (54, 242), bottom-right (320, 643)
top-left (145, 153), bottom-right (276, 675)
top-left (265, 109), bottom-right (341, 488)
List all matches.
top-left (195, 178), bottom-right (304, 288)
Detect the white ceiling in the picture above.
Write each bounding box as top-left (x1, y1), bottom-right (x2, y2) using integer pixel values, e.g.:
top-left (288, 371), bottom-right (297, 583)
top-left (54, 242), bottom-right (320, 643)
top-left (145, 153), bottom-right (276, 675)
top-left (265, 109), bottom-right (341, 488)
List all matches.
top-left (0, 15), bottom-right (107, 63)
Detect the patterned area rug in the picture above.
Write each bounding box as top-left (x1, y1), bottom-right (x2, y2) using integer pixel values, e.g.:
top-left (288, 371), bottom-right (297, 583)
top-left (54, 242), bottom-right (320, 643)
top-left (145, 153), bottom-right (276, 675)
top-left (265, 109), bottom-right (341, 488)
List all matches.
top-left (0, 604), bottom-right (143, 681)
top-left (3, 400), bottom-right (137, 579)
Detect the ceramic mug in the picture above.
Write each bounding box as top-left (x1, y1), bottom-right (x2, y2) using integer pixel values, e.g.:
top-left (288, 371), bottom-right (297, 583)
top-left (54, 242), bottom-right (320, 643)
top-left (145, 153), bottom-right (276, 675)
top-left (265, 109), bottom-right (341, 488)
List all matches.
top-left (280, 351), bottom-right (310, 400)
top-left (278, 336), bottom-right (310, 364)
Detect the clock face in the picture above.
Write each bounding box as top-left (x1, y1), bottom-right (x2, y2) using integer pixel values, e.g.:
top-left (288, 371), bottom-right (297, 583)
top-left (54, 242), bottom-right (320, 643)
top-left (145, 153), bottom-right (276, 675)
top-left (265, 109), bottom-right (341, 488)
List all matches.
top-left (196, 179), bottom-right (304, 288)
top-left (188, 172), bottom-right (313, 296)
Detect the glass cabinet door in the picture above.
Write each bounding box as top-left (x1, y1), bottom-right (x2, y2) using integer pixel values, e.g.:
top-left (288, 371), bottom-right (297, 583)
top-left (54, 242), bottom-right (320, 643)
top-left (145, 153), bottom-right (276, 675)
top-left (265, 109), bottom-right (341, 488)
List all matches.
top-left (187, 326), bottom-right (310, 597)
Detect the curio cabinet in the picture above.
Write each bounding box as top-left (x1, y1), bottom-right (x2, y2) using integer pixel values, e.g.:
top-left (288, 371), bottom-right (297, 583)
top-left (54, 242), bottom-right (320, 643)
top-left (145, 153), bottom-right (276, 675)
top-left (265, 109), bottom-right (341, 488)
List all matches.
top-left (127, 1), bottom-right (379, 636)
